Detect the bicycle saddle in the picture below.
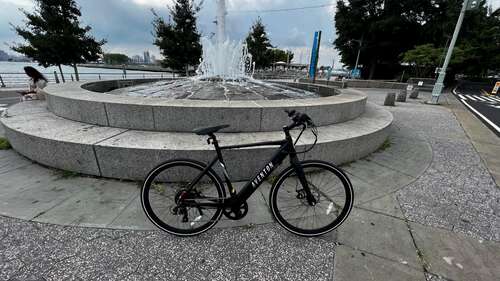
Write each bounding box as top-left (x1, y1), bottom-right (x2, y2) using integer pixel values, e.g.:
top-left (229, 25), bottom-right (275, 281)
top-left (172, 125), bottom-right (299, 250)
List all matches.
top-left (193, 125), bottom-right (230, 135)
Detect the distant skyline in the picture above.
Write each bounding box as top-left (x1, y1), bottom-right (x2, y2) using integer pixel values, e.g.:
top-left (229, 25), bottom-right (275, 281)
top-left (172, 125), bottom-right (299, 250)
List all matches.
top-left (1, 0), bottom-right (499, 67)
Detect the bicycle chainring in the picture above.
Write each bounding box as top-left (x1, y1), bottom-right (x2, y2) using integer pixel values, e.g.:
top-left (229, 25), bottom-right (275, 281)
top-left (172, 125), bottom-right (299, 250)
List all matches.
top-left (223, 202), bottom-right (249, 220)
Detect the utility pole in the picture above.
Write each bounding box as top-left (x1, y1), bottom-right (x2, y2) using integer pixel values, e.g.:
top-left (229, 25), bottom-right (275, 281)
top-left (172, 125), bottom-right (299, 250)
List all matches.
top-left (430, 0), bottom-right (474, 104)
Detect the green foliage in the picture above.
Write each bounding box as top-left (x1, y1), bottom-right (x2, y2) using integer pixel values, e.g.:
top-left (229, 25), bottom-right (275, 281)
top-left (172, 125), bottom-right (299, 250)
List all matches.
top-left (103, 53), bottom-right (130, 65)
top-left (268, 49), bottom-right (294, 64)
top-left (59, 170), bottom-right (79, 179)
top-left (11, 0), bottom-right (106, 69)
top-left (401, 44), bottom-right (468, 77)
top-left (376, 139), bottom-right (392, 153)
top-left (0, 138), bottom-right (11, 150)
top-left (245, 18), bottom-right (273, 68)
top-left (335, 0), bottom-right (500, 79)
top-left (153, 0), bottom-right (202, 73)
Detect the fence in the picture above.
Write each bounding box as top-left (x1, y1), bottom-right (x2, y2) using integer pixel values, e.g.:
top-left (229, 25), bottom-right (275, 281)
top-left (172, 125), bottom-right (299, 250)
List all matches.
top-left (0, 71), bottom-right (176, 88)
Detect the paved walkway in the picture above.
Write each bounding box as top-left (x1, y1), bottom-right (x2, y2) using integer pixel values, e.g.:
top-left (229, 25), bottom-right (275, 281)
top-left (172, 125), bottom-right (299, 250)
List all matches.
top-left (0, 89), bottom-right (499, 280)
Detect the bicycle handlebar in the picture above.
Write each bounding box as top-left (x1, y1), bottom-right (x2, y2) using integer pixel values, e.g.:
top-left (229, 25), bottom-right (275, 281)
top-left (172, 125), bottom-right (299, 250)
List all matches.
top-left (284, 110), bottom-right (315, 129)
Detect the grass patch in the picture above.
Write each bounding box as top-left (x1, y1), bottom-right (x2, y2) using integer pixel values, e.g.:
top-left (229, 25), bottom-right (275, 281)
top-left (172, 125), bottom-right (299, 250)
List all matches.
top-left (0, 138), bottom-right (11, 150)
top-left (375, 138), bottom-right (392, 153)
top-left (58, 170), bottom-right (80, 179)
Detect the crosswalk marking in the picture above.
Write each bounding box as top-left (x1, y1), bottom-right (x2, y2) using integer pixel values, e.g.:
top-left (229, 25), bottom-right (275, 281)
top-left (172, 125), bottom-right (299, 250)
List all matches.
top-left (465, 95), bottom-right (478, 101)
top-left (457, 94), bottom-right (500, 103)
top-left (482, 96), bottom-right (496, 102)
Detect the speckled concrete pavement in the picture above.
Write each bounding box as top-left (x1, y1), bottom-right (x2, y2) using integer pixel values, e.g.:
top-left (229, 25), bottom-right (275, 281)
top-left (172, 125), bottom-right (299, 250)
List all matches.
top-left (0, 89), bottom-right (498, 281)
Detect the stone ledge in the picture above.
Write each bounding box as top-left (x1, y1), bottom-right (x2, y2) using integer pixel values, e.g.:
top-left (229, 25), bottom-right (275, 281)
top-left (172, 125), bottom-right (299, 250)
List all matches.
top-left (1, 101), bottom-right (392, 181)
top-left (44, 80), bottom-right (367, 133)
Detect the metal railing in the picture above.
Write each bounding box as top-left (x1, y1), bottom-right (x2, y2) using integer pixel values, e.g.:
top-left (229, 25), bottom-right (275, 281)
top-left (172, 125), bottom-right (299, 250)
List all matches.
top-left (0, 71), bottom-right (176, 88)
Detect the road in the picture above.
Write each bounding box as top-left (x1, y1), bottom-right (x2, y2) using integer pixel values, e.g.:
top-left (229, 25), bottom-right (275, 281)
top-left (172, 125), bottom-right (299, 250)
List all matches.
top-left (453, 82), bottom-right (500, 137)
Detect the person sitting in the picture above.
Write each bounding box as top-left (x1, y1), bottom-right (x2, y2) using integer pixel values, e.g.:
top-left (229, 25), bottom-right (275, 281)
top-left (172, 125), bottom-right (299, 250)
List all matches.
top-left (19, 66), bottom-right (48, 101)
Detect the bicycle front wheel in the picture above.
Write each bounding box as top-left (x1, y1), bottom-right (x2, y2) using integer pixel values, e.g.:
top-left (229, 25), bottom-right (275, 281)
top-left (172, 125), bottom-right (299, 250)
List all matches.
top-left (270, 160), bottom-right (353, 237)
top-left (141, 159), bottom-right (226, 236)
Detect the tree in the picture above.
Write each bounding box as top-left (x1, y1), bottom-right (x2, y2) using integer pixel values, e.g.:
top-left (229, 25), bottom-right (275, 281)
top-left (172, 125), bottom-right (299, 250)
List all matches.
top-left (153, 0), bottom-right (202, 75)
top-left (335, 0), bottom-right (500, 80)
top-left (335, 0), bottom-right (425, 79)
top-left (401, 44), bottom-right (468, 78)
top-left (245, 18), bottom-right (273, 69)
top-left (268, 49), bottom-right (294, 64)
top-left (103, 53), bottom-right (130, 65)
top-left (11, 0), bottom-right (106, 82)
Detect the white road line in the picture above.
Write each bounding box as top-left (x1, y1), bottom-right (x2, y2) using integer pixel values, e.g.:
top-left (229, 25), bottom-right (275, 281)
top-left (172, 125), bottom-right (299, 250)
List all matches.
top-left (458, 94), bottom-right (467, 100)
top-left (489, 96), bottom-right (500, 102)
top-left (474, 96), bottom-right (487, 102)
top-left (455, 89), bottom-right (500, 134)
top-left (466, 95), bottom-right (478, 101)
top-left (482, 96), bottom-right (496, 102)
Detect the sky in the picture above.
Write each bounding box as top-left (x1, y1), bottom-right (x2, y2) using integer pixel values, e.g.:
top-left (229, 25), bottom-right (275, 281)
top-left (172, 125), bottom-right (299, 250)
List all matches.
top-left (1, 0), bottom-right (499, 67)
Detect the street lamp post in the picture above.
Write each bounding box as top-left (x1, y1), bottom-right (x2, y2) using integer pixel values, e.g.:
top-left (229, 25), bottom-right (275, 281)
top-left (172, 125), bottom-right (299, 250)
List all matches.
top-left (430, 0), bottom-right (471, 104)
top-left (350, 35), bottom-right (363, 79)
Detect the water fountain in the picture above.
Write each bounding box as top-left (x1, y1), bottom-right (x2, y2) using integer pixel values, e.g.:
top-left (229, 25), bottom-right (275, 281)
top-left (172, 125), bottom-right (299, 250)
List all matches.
top-left (108, 0), bottom-right (314, 101)
top-left (0, 0), bottom-right (393, 181)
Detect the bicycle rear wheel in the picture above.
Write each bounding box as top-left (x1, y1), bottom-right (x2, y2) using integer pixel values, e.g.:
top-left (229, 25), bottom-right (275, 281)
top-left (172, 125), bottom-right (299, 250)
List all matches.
top-left (141, 159), bottom-right (226, 236)
top-left (270, 160), bottom-right (353, 237)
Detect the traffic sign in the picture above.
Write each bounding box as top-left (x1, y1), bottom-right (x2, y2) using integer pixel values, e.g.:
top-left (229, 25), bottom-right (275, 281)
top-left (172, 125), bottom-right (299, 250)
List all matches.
top-left (492, 82), bottom-right (500, 95)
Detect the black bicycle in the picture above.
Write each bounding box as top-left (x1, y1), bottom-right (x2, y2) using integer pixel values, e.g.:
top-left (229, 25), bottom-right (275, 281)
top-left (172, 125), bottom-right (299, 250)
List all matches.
top-left (141, 110), bottom-right (354, 237)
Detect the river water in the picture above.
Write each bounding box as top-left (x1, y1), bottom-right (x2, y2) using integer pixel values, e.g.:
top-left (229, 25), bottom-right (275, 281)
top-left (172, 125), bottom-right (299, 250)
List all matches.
top-left (0, 61), bottom-right (167, 88)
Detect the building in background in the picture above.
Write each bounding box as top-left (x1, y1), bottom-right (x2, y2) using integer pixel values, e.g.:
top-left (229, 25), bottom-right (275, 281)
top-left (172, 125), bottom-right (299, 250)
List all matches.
top-left (131, 55), bottom-right (143, 64)
top-left (143, 51), bottom-right (151, 64)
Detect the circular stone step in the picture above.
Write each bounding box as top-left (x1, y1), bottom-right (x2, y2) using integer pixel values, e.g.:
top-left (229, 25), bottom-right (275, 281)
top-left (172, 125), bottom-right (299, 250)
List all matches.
top-left (1, 101), bottom-right (392, 181)
top-left (44, 80), bottom-right (367, 133)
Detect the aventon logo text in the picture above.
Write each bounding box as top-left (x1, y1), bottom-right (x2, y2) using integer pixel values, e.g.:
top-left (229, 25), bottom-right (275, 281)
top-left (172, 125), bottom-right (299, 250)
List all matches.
top-left (251, 162), bottom-right (274, 188)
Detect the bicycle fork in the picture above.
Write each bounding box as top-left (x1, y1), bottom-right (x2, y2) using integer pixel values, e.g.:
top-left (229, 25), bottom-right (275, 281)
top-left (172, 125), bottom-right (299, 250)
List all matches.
top-left (290, 154), bottom-right (317, 206)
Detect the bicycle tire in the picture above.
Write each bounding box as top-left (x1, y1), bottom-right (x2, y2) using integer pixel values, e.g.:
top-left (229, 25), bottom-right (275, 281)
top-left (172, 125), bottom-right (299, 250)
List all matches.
top-left (141, 159), bottom-right (226, 236)
top-left (269, 160), bottom-right (353, 237)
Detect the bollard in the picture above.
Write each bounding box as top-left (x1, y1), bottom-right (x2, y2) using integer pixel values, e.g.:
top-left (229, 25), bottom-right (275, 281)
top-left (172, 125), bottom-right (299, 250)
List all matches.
top-left (161, 73), bottom-right (164, 79)
top-left (384, 93), bottom-right (396, 106)
top-left (397, 90), bottom-right (407, 102)
top-left (70, 74), bottom-right (74, 81)
top-left (0, 75), bottom-right (5, 88)
top-left (409, 89), bottom-right (419, 99)
top-left (98, 74), bottom-right (101, 80)
top-left (53, 71), bottom-right (60, 84)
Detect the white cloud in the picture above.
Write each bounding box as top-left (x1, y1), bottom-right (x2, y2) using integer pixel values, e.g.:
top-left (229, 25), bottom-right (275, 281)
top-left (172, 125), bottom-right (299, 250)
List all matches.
top-left (131, 0), bottom-right (173, 7)
top-left (1, 0), bottom-right (32, 7)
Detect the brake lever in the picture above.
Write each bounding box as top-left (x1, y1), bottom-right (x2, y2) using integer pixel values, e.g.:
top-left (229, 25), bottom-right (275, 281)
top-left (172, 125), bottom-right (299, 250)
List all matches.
top-left (285, 110), bottom-right (297, 118)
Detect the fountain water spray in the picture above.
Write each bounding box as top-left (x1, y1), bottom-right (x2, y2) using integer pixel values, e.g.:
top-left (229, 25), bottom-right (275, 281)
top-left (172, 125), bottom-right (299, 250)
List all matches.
top-left (196, 0), bottom-right (254, 81)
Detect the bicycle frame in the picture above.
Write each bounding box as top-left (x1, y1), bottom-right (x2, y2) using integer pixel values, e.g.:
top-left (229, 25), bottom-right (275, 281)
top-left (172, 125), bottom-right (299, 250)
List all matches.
top-left (185, 127), bottom-right (315, 209)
